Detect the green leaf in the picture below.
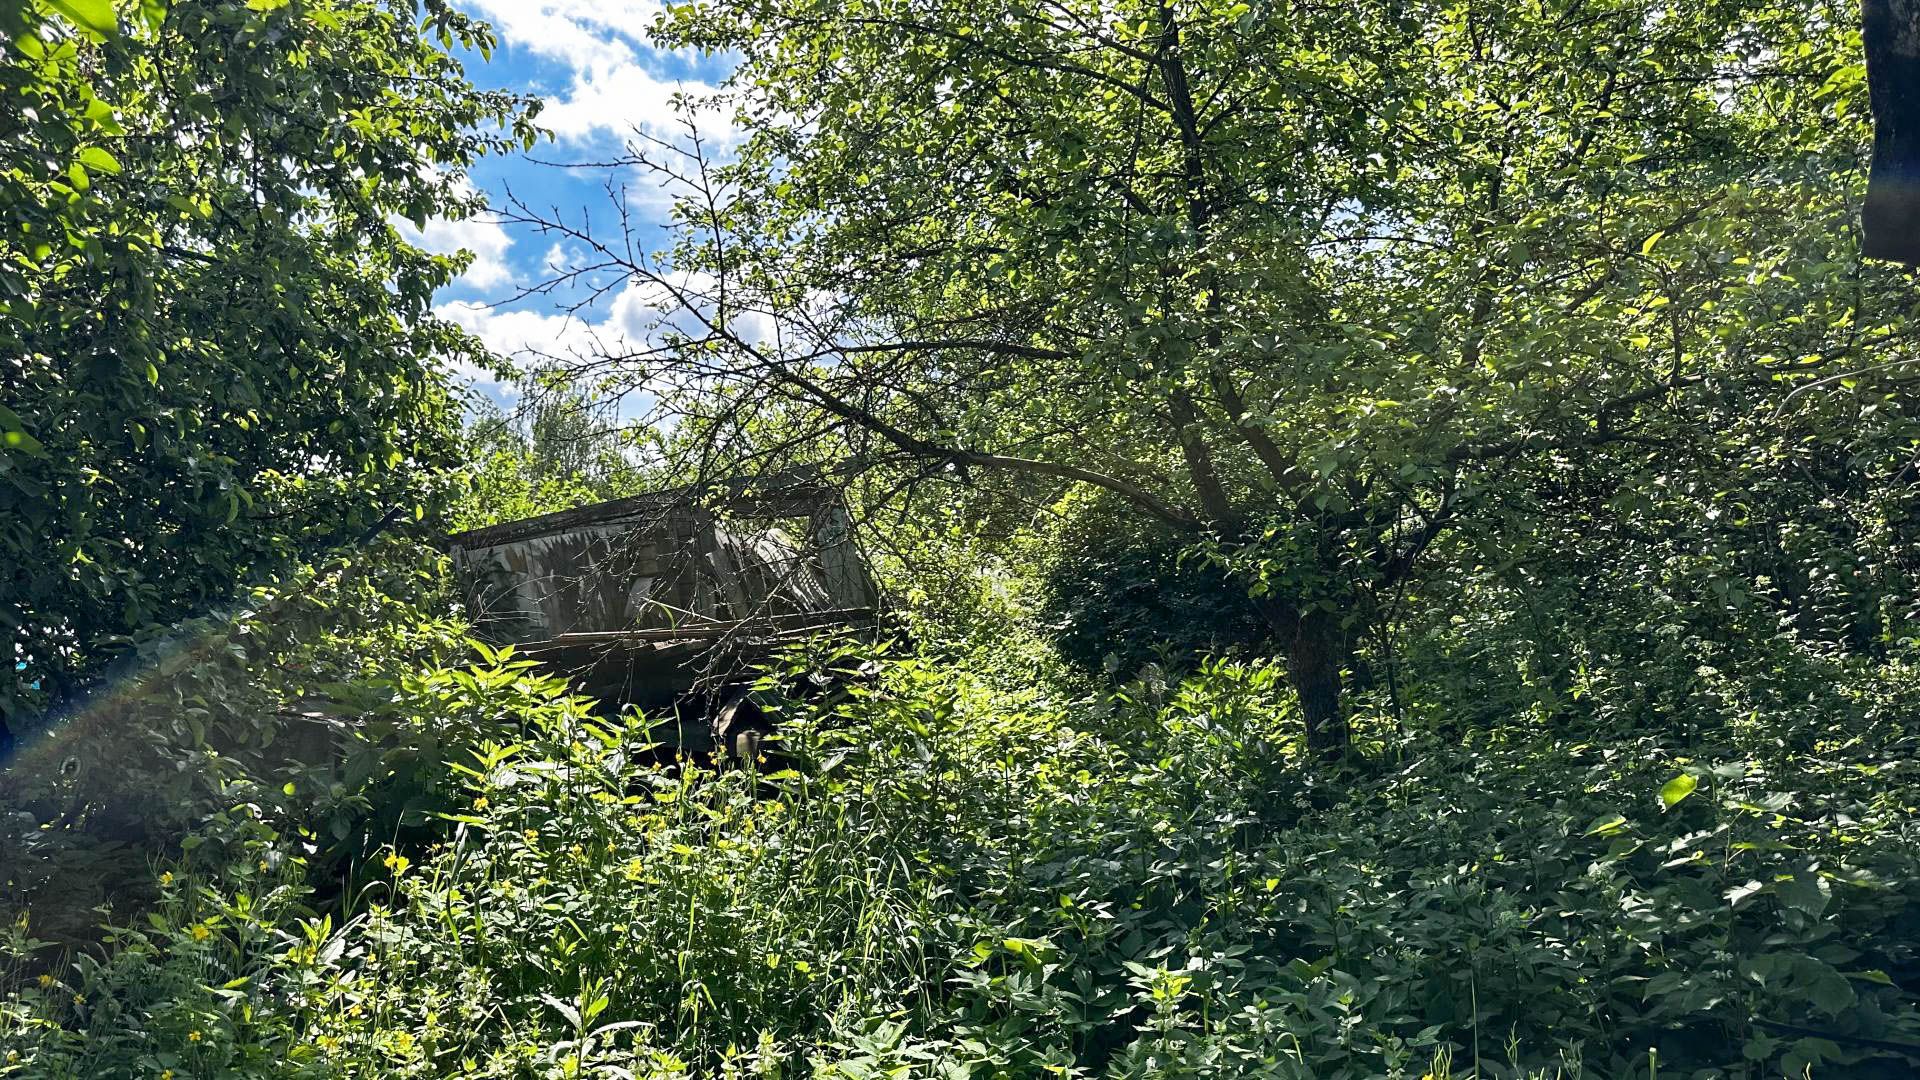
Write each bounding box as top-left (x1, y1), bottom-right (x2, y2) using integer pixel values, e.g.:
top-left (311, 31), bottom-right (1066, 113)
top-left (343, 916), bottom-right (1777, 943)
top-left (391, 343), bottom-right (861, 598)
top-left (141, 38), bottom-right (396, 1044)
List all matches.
top-left (539, 993), bottom-right (580, 1028)
top-left (77, 146), bottom-right (122, 175)
top-left (1776, 873), bottom-right (1829, 917)
top-left (47, 0), bottom-right (117, 37)
top-left (1802, 961), bottom-right (1857, 1017)
top-left (1659, 772), bottom-right (1697, 809)
top-left (1, 429), bottom-right (45, 457)
top-left (1639, 230), bottom-right (1665, 256)
top-left (0, 406), bottom-right (45, 458)
top-left (1583, 813), bottom-right (1628, 837)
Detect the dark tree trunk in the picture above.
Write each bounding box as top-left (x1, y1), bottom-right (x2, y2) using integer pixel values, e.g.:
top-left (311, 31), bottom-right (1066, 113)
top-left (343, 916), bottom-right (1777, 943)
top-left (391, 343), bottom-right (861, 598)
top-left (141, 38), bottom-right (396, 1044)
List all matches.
top-left (1863, 0), bottom-right (1920, 264)
top-left (1254, 597), bottom-right (1352, 759)
top-left (1287, 606), bottom-right (1351, 760)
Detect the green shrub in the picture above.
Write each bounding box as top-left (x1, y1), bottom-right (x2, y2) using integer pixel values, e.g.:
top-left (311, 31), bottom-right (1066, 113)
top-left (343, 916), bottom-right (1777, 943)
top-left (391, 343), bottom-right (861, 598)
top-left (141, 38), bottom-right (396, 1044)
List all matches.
top-left (1038, 505), bottom-right (1271, 680)
top-left (5, 635), bottom-right (1916, 1078)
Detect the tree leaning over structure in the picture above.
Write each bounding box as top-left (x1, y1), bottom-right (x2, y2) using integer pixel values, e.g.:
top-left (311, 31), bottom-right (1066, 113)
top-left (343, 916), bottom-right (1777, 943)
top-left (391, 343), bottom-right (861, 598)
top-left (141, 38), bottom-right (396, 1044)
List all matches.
top-left (510, 0), bottom-right (1920, 759)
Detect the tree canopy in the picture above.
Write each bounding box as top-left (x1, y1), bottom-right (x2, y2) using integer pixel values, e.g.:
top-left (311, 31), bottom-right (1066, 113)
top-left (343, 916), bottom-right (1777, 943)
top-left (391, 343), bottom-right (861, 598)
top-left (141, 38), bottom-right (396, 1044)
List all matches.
top-left (517, 0), bottom-right (1920, 753)
top-left (0, 0), bottom-right (536, 730)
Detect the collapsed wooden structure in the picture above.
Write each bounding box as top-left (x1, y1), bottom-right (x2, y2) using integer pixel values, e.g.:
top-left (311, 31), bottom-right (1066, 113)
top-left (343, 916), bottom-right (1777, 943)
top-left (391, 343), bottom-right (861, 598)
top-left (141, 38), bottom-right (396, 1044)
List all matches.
top-left (446, 473), bottom-right (878, 748)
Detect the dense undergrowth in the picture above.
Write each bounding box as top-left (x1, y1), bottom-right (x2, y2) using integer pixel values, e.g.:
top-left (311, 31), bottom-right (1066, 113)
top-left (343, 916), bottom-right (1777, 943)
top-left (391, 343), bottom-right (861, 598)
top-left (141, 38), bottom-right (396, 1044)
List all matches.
top-left (1, 551), bottom-right (1916, 1079)
top-left (6, 0), bottom-right (1919, 1076)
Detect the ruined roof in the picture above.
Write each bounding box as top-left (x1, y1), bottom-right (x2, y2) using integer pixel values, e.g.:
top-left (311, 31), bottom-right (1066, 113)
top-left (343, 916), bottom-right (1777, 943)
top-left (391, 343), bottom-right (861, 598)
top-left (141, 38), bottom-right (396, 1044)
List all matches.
top-left (446, 471), bottom-right (848, 552)
top-left (445, 473), bottom-right (878, 678)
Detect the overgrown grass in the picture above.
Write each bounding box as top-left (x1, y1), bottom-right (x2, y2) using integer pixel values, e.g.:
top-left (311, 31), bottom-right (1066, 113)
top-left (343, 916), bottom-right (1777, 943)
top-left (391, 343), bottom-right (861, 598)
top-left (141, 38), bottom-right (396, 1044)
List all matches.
top-left (2, 625), bottom-right (1916, 1078)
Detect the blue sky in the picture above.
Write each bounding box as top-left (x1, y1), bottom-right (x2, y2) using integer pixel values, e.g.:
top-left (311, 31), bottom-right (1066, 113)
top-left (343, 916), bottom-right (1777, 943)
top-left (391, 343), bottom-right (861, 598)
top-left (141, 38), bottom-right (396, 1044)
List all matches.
top-left (401, 2), bottom-right (738, 408)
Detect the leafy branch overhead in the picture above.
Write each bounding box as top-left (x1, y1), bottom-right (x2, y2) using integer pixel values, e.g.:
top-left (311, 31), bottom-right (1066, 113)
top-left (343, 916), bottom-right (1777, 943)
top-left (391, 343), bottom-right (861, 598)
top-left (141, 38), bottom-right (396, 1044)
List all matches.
top-left (512, 0), bottom-right (1919, 754)
top-left (0, 0), bottom-right (540, 726)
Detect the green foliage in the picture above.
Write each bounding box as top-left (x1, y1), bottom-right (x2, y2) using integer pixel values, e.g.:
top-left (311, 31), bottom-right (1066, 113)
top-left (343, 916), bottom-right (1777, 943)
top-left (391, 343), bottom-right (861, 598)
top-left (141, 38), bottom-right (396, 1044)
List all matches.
top-left (1039, 495), bottom-right (1270, 679)
top-left (608, 0), bottom-right (1920, 749)
top-left (2, 621), bottom-right (1916, 1077)
top-left (0, 540), bottom-right (492, 952)
top-left (0, 0), bottom-right (538, 729)
top-left (454, 383), bottom-right (659, 532)
top-left (3, 2), bottom-right (1920, 1079)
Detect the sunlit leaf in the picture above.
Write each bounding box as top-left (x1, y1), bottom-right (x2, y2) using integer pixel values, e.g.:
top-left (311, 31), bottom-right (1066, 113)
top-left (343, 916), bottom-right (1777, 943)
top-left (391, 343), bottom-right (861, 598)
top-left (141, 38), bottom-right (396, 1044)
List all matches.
top-left (1659, 773), bottom-right (1697, 809)
top-left (47, 0), bottom-right (116, 37)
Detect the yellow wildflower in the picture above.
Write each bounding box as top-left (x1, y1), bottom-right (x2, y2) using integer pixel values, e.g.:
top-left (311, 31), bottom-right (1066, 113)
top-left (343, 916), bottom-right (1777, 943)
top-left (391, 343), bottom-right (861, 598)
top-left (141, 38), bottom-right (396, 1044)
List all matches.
top-left (36, 973), bottom-right (52, 988)
top-left (159, 871), bottom-right (174, 886)
top-left (187, 1030), bottom-right (202, 1042)
top-left (190, 924), bottom-right (211, 942)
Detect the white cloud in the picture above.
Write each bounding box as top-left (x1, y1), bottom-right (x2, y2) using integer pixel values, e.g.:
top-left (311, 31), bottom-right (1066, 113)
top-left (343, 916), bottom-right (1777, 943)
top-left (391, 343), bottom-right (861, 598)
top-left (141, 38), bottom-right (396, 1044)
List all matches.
top-left (435, 300), bottom-right (608, 405)
top-left (437, 271), bottom-right (778, 379)
top-left (460, 0), bottom-right (728, 142)
top-left (439, 289), bottom-right (693, 419)
top-left (541, 66), bottom-right (725, 144)
top-left (463, 0), bottom-right (661, 70)
top-left (439, 299), bottom-right (620, 366)
top-left (442, 355), bottom-right (522, 404)
top-left (539, 241), bottom-right (576, 275)
top-left (400, 214), bottom-right (518, 290)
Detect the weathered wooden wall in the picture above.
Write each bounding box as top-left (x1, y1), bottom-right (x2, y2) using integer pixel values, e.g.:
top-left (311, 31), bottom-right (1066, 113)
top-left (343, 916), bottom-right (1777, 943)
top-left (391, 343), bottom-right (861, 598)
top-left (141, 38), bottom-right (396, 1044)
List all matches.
top-left (445, 484), bottom-right (876, 647)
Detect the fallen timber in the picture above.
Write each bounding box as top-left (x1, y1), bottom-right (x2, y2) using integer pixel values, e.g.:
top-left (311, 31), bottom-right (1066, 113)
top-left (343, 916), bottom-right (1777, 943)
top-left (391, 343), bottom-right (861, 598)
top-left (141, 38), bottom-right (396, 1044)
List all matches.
top-left (445, 473), bottom-right (881, 756)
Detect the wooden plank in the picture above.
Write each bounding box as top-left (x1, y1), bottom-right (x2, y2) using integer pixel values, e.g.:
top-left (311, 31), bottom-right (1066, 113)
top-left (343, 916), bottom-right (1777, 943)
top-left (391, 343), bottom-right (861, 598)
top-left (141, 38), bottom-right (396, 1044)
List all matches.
top-left (811, 500), bottom-right (876, 610)
top-left (690, 509), bottom-right (718, 620)
top-left (448, 491), bottom-right (687, 551)
top-left (705, 516), bottom-right (756, 618)
top-left (446, 472), bottom-right (844, 551)
top-left (536, 608), bottom-right (876, 646)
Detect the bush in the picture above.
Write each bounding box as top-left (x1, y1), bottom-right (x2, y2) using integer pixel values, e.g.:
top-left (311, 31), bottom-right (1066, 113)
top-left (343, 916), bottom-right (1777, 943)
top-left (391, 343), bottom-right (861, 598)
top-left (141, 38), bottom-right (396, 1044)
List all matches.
top-left (4, 632), bottom-right (1916, 1078)
top-left (1038, 503), bottom-right (1271, 680)
top-left (0, 541), bottom-right (490, 952)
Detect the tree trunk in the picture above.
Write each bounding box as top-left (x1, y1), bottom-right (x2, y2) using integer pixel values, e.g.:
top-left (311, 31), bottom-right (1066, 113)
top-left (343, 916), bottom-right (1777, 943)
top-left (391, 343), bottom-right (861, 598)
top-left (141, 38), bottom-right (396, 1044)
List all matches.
top-left (1254, 597), bottom-right (1352, 759)
top-left (1863, 0), bottom-right (1920, 264)
top-left (1287, 606), bottom-right (1351, 759)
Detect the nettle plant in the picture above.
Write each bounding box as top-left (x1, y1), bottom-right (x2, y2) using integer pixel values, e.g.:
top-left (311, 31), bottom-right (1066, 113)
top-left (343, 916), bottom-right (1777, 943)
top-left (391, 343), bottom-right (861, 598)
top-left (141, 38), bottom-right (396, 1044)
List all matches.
top-left (2, 634), bottom-right (1919, 1077)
